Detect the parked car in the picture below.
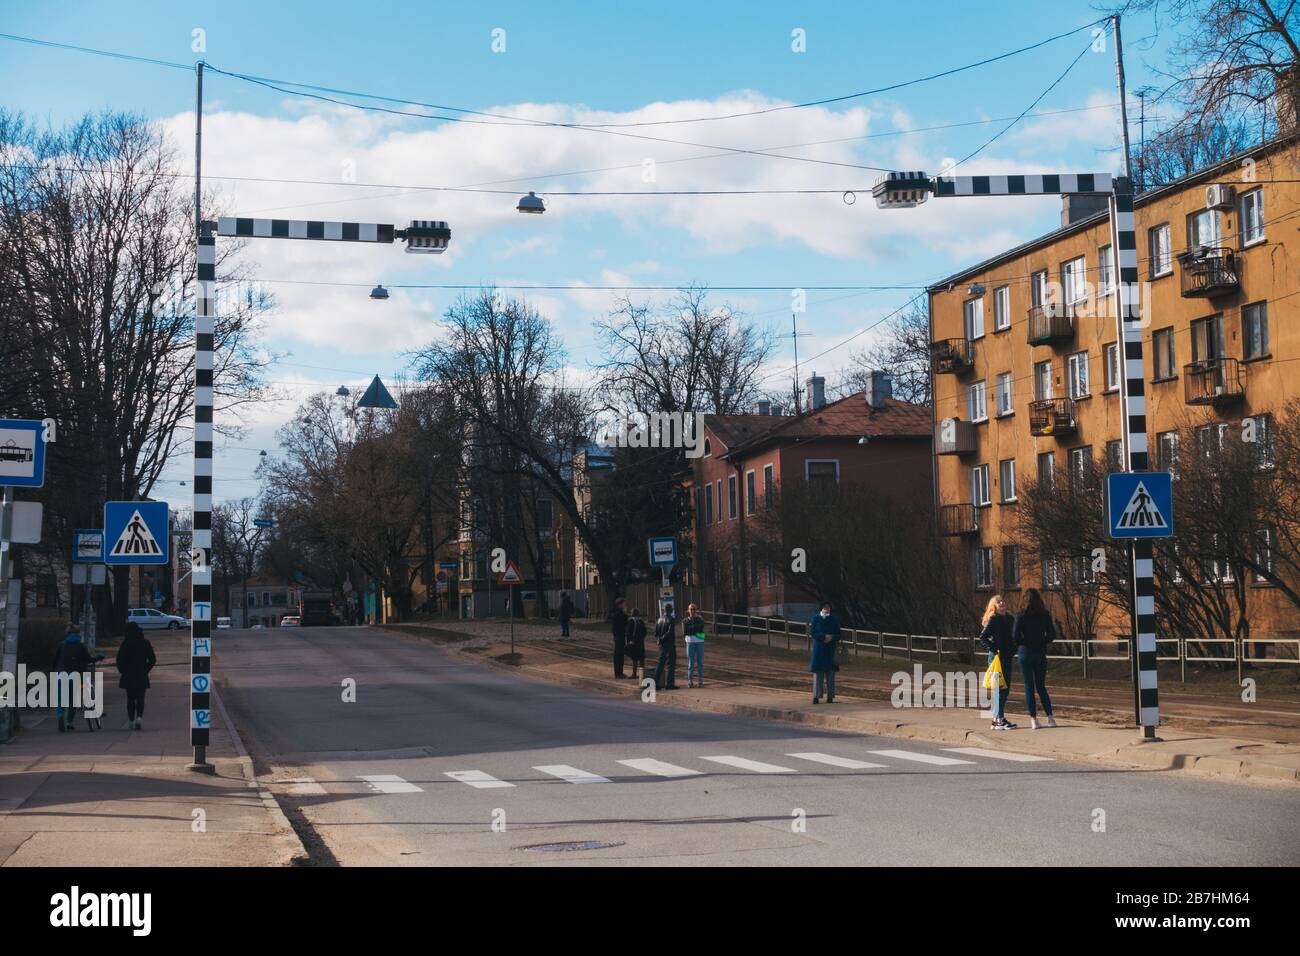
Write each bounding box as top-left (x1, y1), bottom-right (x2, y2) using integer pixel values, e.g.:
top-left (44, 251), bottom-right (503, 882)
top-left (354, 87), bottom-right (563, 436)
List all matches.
top-left (251, 623), bottom-right (266, 629)
top-left (216, 617), bottom-right (232, 629)
top-left (127, 607), bottom-right (189, 630)
top-left (280, 615), bottom-right (301, 628)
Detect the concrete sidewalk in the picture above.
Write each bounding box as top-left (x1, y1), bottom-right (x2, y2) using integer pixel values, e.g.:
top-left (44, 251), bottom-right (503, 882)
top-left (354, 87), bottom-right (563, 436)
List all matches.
top-left (389, 620), bottom-right (1300, 788)
top-left (0, 631), bottom-right (305, 866)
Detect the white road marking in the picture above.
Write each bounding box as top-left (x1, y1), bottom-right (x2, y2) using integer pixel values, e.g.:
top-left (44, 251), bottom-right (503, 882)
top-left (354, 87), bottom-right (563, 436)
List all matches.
top-left (444, 770), bottom-right (515, 789)
top-left (358, 774), bottom-right (422, 793)
top-left (942, 747), bottom-right (1054, 762)
top-left (617, 758), bottom-right (702, 778)
top-left (534, 764), bottom-right (611, 784)
top-left (867, 749), bottom-right (975, 766)
top-left (699, 755), bottom-right (797, 774)
top-left (786, 752), bottom-right (888, 770)
top-left (277, 777), bottom-right (327, 795)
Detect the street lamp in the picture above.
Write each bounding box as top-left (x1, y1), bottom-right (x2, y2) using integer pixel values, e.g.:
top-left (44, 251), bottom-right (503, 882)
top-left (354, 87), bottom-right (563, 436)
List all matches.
top-left (370, 284), bottom-right (390, 300)
top-left (875, 166), bottom-right (1161, 739)
top-left (517, 191), bottom-right (546, 214)
top-left (336, 386), bottom-right (351, 397)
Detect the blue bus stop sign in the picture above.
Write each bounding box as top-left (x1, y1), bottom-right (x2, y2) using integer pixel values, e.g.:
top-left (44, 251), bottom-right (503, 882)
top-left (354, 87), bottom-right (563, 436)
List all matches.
top-left (1107, 472), bottom-right (1174, 539)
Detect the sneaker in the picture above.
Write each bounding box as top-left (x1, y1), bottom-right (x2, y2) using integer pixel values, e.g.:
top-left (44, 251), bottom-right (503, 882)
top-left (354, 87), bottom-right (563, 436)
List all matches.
top-left (992, 719), bottom-right (1007, 730)
top-left (134, 719), bottom-right (142, 730)
top-left (1030, 717), bottom-right (1041, 730)
top-left (812, 698), bottom-right (820, 705)
top-left (826, 698), bottom-right (834, 704)
top-left (1046, 715), bottom-right (1057, 728)
top-left (1002, 719), bottom-right (1019, 729)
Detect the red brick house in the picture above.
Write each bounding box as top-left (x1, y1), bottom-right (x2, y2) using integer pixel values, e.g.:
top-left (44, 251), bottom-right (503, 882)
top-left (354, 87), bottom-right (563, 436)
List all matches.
top-left (686, 374), bottom-right (933, 618)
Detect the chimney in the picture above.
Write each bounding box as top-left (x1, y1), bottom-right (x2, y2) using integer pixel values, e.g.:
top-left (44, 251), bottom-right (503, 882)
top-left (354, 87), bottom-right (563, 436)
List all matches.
top-left (756, 399), bottom-right (771, 416)
top-left (867, 370), bottom-right (893, 410)
top-left (806, 372), bottom-right (826, 411)
top-left (1060, 193), bottom-right (1108, 226)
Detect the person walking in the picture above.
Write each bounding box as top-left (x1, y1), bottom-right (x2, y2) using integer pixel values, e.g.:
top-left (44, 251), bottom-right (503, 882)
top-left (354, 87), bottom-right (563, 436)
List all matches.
top-left (978, 595), bottom-right (1018, 730)
top-left (558, 591), bottom-right (574, 638)
top-left (1013, 588), bottom-right (1058, 730)
top-left (652, 604), bottom-right (679, 691)
top-left (624, 607), bottom-right (647, 680)
top-left (809, 602), bottom-right (841, 704)
top-left (51, 623), bottom-right (93, 732)
top-left (682, 603), bottom-right (706, 688)
top-left (609, 597), bottom-right (629, 678)
top-left (115, 621), bottom-right (157, 730)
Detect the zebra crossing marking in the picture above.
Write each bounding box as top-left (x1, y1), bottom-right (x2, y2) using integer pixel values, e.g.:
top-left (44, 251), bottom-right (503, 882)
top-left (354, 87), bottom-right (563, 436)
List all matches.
top-left (942, 747), bottom-right (1053, 763)
top-left (786, 752), bottom-right (888, 770)
top-left (867, 749), bottom-right (975, 766)
top-left (616, 758), bottom-right (702, 778)
top-left (699, 755), bottom-right (797, 774)
top-left (444, 770), bottom-right (515, 789)
top-left (358, 774), bottom-right (422, 793)
top-left (534, 764), bottom-right (611, 784)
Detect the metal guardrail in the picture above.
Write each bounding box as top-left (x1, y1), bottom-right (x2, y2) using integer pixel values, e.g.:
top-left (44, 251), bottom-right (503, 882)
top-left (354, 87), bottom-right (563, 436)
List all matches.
top-left (700, 609), bottom-right (1300, 681)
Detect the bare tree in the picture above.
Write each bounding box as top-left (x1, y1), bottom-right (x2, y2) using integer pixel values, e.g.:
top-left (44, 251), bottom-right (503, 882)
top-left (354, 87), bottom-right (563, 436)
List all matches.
top-left (834, 302), bottom-right (932, 406)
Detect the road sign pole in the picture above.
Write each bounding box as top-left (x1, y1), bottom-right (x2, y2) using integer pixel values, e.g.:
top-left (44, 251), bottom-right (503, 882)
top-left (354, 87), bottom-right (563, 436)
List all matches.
top-left (0, 486), bottom-right (14, 739)
top-left (510, 583), bottom-right (515, 657)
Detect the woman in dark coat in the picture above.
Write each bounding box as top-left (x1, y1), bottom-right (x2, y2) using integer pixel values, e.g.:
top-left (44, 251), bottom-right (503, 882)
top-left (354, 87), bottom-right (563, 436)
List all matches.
top-left (115, 622), bottom-right (157, 730)
top-left (809, 602), bottom-right (841, 704)
top-left (1013, 588), bottom-right (1057, 730)
top-left (978, 595), bottom-right (1018, 730)
top-left (624, 608), bottom-right (647, 680)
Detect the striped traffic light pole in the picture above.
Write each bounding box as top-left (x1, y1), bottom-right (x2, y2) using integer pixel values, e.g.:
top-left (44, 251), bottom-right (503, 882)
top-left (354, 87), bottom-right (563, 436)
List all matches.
top-left (873, 170), bottom-right (1159, 739)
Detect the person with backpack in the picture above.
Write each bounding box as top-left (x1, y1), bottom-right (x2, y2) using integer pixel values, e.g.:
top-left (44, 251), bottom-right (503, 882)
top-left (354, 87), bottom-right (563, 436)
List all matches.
top-left (809, 602), bottom-right (841, 704)
top-left (1013, 588), bottom-right (1058, 730)
top-left (978, 595), bottom-right (1018, 730)
top-left (609, 598), bottom-right (629, 678)
top-left (652, 604), bottom-right (679, 691)
top-left (115, 622), bottom-right (157, 730)
top-left (682, 603), bottom-right (706, 688)
top-left (558, 591), bottom-right (574, 637)
top-left (624, 607), bottom-right (647, 681)
top-left (51, 623), bottom-right (94, 732)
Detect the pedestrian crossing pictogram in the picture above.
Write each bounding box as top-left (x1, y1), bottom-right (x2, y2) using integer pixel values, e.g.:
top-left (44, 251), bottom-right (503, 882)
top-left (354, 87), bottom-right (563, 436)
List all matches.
top-left (110, 509), bottom-right (163, 557)
top-left (1115, 480), bottom-right (1167, 530)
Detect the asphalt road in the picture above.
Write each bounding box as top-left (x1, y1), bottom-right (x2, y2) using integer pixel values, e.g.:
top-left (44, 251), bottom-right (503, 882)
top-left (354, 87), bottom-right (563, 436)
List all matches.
top-left (218, 626), bottom-right (1300, 866)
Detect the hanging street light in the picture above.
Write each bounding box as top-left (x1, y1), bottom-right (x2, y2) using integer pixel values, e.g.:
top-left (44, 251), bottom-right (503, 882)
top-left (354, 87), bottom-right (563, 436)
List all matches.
top-left (517, 191), bottom-right (546, 214)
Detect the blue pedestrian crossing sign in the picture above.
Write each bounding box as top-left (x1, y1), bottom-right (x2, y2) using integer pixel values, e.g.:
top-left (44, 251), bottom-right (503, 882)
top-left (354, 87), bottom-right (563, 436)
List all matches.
top-left (1107, 472), bottom-right (1173, 539)
top-left (104, 501), bottom-right (170, 565)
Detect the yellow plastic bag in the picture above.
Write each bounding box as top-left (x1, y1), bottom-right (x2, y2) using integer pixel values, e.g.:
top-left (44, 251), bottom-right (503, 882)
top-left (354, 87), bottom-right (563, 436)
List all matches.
top-left (983, 652), bottom-right (1007, 691)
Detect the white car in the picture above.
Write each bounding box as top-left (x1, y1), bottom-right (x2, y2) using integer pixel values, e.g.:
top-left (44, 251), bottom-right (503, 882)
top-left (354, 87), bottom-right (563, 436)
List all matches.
top-left (127, 607), bottom-right (189, 630)
top-left (216, 617), bottom-right (232, 629)
top-left (280, 615), bottom-right (301, 628)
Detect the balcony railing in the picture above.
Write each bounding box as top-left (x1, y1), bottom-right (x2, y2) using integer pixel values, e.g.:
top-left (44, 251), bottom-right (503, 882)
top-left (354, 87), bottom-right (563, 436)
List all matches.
top-left (931, 337), bottom-right (974, 374)
top-left (1184, 357), bottom-right (1245, 406)
top-left (1028, 397), bottom-right (1078, 437)
top-left (1178, 247), bottom-right (1239, 297)
top-left (1026, 303), bottom-right (1074, 346)
top-left (936, 418), bottom-right (978, 456)
top-left (939, 503), bottom-right (979, 536)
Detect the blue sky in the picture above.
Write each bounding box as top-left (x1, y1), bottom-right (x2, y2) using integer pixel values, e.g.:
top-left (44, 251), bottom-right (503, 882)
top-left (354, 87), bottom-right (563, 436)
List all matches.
top-left (0, 1), bottom-right (1176, 505)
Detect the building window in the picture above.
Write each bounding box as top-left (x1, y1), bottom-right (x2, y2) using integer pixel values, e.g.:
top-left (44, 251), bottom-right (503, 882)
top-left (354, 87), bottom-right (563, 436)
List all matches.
top-left (1041, 554), bottom-right (1062, 589)
top-left (967, 380), bottom-right (987, 423)
top-left (1103, 342), bottom-right (1120, 392)
top-left (1068, 446), bottom-right (1092, 492)
top-left (806, 460), bottom-right (839, 487)
top-left (1031, 270), bottom-right (1049, 307)
top-left (749, 548), bottom-right (760, 587)
top-left (767, 559), bottom-right (777, 586)
top-left (964, 296), bottom-right (985, 340)
top-left (1248, 413), bottom-right (1274, 470)
top-left (1156, 430), bottom-right (1179, 476)
top-left (730, 548), bottom-right (741, 590)
top-left (543, 548), bottom-right (555, 577)
top-left (1061, 255), bottom-right (1087, 309)
top-left (1072, 553), bottom-right (1097, 586)
top-left (1202, 535), bottom-right (1233, 584)
top-left (705, 483), bottom-right (714, 524)
top-left (1037, 451), bottom-right (1055, 491)
top-left (1067, 350), bottom-right (1090, 399)
top-left (1106, 439), bottom-right (1125, 473)
top-left (763, 464), bottom-right (774, 509)
top-left (1033, 360), bottom-right (1053, 401)
top-left (727, 475), bottom-right (738, 519)
top-left (745, 470), bottom-right (757, 515)
top-left (1002, 546), bottom-right (1020, 590)
top-left (1098, 244), bottom-right (1114, 295)
top-left (1196, 422), bottom-right (1229, 458)
top-left (995, 371), bottom-right (1014, 416)
top-left (1190, 315), bottom-right (1225, 363)
top-left (970, 463), bottom-right (991, 507)
top-left (974, 547), bottom-right (994, 590)
top-left (1243, 301), bottom-right (1268, 359)
top-left (695, 487), bottom-right (704, 527)
top-left (36, 573), bottom-right (59, 608)
top-left (1153, 327), bottom-right (1176, 379)
top-left (999, 458), bottom-right (1016, 503)
top-left (1149, 223), bottom-right (1172, 276)
top-left (1254, 528), bottom-right (1276, 583)
top-left (994, 285), bottom-right (1011, 331)
top-left (715, 480), bottom-right (722, 520)
top-left (1240, 188), bottom-right (1265, 245)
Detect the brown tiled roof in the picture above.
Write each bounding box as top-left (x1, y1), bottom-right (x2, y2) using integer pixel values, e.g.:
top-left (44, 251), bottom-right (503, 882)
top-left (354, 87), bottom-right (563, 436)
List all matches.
top-left (722, 392), bottom-right (931, 458)
top-left (704, 414), bottom-right (784, 451)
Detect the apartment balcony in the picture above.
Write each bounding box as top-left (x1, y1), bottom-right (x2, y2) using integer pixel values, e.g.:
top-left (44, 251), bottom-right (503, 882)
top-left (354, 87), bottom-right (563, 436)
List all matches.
top-left (1026, 302), bottom-right (1074, 346)
top-left (939, 503), bottom-right (979, 537)
top-left (1028, 397), bottom-right (1078, 437)
top-left (1184, 357), bottom-right (1245, 407)
top-left (1178, 247), bottom-right (1239, 298)
top-left (936, 417), bottom-right (978, 456)
top-left (931, 337), bottom-right (974, 375)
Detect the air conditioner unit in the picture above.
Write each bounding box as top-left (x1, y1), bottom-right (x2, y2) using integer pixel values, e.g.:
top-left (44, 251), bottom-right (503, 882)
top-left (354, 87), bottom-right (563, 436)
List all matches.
top-left (1205, 183), bottom-right (1235, 209)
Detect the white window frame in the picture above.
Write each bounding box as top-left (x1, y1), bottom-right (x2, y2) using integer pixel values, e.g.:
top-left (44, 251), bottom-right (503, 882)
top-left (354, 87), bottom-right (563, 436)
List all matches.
top-left (745, 469), bottom-right (757, 515)
top-left (804, 459), bottom-right (840, 484)
top-left (1067, 350), bottom-right (1090, 399)
top-left (1254, 528), bottom-right (1276, 584)
top-left (999, 458), bottom-right (1016, 503)
top-left (1033, 360), bottom-right (1053, 401)
top-left (1153, 327), bottom-right (1176, 379)
top-left (1103, 342), bottom-right (1120, 392)
top-left (1061, 255), bottom-right (1088, 309)
top-left (974, 547), bottom-right (994, 590)
top-left (1098, 244), bottom-right (1114, 295)
top-left (967, 380), bottom-right (988, 423)
top-left (1149, 223), bottom-right (1172, 277)
top-left (1038, 451), bottom-right (1056, 491)
top-left (727, 474), bottom-right (738, 519)
top-left (1188, 208), bottom-right (1222, 249)
top-left (1068, 446), bottom-right (1091, 491)
top-left (1041, 554), bottom-right (1062, 589)
top-left (964, 297), bottom-right (985, 341)
top-left (762, 463), bottom-right (774, 509)
top-left (1157, 430), bottom-right (1180, 477)
top-left (994, 285), bottom-right (1011, 331)
top-left (971, 463), bottom-right (991, 507)
top-left (1240, 188), bottom-right (1265, 246)
top-left (1243, 301), bottom-right (1268, 360)
top-left (1002, 545), bottom-right (1020, 590)
top-left (995, 371), bottom-right (1014, 417)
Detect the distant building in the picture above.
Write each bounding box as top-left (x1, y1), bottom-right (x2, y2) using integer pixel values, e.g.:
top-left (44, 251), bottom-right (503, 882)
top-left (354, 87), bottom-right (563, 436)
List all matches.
top-left (229, 577), bottom-right (304, 628)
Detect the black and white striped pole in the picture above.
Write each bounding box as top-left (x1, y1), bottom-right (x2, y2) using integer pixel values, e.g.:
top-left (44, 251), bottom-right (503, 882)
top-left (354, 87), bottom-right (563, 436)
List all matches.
top-left (188, 62), bottom-right (450, 769)
top-left (873, 169), bottom-right (1160, 739)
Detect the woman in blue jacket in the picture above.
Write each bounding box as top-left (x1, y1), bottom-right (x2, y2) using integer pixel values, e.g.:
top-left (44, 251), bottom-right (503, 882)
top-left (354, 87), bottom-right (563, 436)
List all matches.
top-left (978, 595), bottom-right (1018, 730)
top-left (1013, 588), bottom-right (1058, 729)
top-left (809, 603), bottom-right (841, 704)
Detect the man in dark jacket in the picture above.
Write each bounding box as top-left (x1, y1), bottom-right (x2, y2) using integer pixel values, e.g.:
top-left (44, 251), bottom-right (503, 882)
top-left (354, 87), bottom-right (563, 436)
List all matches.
top-left (609, 598), bottom-right (628, 678)
top-left (115, 622), bottom-right (157, 730)
top-left (52, 624), bottom-right (93, 732)
top-left (652, 604), bottom-right (678, 691)
top-left (809, 603), bottom-right (841, 704)
top-left (559, 592), bottom-right (574, 637)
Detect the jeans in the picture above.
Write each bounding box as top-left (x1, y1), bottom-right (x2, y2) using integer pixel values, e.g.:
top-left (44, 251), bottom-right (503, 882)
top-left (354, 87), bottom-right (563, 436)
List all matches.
top-left (1017, 650), bottom-right (1052, 719)
top-left (560, 620), bottom-right (570, 636)
top-left (127, 689), bottom-right (147, 722)
top-left (686, 642), bottom-right (704, 684)
top-left (987, 652), bottom-right (1011, 720)
top-left (613, 634), bottom-right (626, 677)
top-left (653, 641), bottom-right (676, 689)
top-left (814, 670), bottom-right (835, 701)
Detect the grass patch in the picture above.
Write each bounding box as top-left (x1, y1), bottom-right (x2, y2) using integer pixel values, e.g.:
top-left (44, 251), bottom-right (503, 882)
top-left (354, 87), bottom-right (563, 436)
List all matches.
top-left (492, 652), bottom-right (524, 666)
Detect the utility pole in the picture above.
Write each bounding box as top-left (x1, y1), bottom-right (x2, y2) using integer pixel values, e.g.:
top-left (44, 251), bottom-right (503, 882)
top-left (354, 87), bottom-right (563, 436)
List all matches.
top-left (791, 314), bottom-right (802, 414)
top-left (1111, 15), bottom-right (1135, 183)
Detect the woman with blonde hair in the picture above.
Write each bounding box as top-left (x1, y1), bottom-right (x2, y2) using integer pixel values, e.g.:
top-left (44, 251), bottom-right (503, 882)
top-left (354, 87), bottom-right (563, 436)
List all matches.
top-left (682, 603), bottom-right (706, 688)
top-left (978, 594), bottom-right (1018, 729)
